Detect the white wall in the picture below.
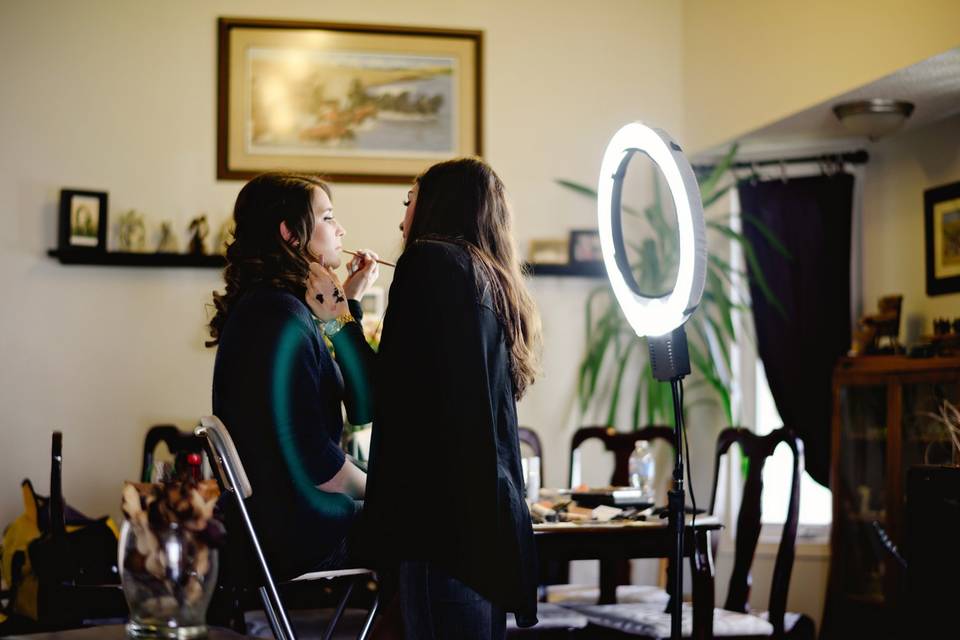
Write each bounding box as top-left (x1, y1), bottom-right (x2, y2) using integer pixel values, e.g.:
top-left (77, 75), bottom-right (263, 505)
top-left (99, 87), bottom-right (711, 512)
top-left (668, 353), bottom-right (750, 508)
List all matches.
top-left (0, 0), bottom-right (685, 525)
top-left (861, 111), bottom-right (960, 343)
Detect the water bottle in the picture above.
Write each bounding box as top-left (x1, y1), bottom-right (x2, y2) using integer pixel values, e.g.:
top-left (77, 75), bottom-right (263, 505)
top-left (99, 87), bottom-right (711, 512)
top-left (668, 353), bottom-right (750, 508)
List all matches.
top-left (628, 441), bottom-right (655, 502)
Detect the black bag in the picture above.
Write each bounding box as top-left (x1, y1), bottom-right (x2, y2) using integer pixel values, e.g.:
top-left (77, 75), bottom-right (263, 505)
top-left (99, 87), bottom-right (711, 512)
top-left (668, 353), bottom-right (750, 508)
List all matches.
top-left (0, 433), bottom-right (122, 630)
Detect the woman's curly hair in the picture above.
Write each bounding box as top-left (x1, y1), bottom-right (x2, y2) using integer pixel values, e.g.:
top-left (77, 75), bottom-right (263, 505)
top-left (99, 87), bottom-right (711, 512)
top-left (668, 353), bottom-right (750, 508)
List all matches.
top-left (206, 172), bottom-right (330, 347)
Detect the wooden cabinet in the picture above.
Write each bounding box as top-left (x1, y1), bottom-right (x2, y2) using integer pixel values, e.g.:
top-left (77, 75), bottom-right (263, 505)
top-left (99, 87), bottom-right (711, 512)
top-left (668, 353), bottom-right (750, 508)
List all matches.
top-left (825, 356), bottom-right (960, 637)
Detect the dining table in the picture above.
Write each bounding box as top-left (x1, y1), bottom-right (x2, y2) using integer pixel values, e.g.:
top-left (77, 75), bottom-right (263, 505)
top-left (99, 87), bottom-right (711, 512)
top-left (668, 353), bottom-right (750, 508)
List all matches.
top-left (533, 514), bottom-right (721, 640)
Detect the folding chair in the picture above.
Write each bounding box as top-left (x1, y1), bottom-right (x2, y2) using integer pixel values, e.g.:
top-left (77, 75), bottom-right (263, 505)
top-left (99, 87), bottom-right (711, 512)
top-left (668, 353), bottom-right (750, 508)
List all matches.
top-left (196, 415), bottom-right (380, 640)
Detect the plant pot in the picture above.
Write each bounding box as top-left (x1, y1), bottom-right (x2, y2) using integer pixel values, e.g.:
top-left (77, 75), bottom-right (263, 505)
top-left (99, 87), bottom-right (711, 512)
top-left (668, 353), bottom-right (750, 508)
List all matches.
top-left (118, 519), bottom-right (218, 639)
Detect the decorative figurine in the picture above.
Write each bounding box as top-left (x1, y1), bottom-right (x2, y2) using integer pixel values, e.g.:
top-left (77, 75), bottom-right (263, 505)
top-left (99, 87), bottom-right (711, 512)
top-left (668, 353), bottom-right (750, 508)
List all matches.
top-left (187, 214), bottom-right (209, 255)
top-left (850, 295), bottom-right (903, 355)
top-left (116, 209), bottom-right (147, 253)
top-left (934, 318), bottom-right (952, 335)
top-left (156, 221), bottom-right (179, 253)
top-left (216, 218), bottom-right (235, 255)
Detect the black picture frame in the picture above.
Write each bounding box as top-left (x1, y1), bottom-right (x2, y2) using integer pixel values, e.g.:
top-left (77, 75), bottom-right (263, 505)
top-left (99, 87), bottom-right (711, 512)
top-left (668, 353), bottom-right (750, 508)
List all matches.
top-left (924, 180), bottom-right (960, 296)
top-left (569, 229), bottom-right (603, 266)
top-left (58, 189), bottom-right (107, 253)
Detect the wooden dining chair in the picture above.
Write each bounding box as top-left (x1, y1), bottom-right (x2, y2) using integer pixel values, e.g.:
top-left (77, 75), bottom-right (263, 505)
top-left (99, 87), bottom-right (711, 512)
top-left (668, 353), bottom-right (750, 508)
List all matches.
top-left (510, 426), bottom-right (592, 635)
top-left (140, 424), bottom-right (205, 482)
top-left (570, 427), bottom-right (816, 639)
top-left (567, 426), bottom-right (675, 488)
top-left (519, 426), bottom-right (545, 482)
top-left (543, 426), bottom-right (676, 608)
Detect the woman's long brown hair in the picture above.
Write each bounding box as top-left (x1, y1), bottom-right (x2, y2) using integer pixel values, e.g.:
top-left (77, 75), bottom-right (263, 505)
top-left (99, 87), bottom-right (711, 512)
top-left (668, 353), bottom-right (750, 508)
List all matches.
top-left (207, 172), bottom-right (330, 347)
top-left (406, 157), bottom-right (542, 399)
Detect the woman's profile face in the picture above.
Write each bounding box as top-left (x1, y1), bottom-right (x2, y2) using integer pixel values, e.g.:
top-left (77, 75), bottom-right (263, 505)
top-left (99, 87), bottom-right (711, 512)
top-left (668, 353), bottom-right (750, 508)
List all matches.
top-left (400, 182), bottom-right (418, 241)
top-left (306, 187), bottom-right (345, 267)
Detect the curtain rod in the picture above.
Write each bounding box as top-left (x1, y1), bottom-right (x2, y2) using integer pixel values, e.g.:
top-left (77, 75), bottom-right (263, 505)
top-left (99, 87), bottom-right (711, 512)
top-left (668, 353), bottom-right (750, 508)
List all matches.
top-left (694, 149), bottom-right (869, 172)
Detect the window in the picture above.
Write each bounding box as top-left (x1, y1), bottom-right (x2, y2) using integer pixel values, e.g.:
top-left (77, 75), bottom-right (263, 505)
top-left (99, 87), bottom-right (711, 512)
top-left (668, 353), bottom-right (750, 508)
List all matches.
top-left (755, 360), bottom-right (832, 537)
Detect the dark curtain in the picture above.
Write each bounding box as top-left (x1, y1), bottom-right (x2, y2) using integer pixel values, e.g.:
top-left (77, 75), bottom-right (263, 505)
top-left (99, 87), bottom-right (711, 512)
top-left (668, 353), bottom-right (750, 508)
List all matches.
top-left (738, 174), bottom-right (854, 487)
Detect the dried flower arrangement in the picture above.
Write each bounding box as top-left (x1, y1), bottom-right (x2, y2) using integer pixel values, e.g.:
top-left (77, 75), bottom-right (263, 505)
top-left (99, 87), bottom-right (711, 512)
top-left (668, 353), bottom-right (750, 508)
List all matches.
top-left (120, 479), bottom-right (225, 620)
top-left (927, 400), bottom-right (960, 464)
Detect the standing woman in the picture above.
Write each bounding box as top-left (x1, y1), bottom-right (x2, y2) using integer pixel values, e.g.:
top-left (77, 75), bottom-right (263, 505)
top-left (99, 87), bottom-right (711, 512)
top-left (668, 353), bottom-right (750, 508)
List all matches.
top-left (362, 158), bottom-right (542, 638)
top-left (208, 172), bottom-right (379, 581)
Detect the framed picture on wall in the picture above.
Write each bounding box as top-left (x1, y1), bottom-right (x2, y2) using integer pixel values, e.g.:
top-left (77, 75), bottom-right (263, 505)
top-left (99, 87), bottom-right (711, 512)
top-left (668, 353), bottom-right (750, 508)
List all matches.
top-left (217, 17), bottom-right (483, 183)
top-left (569, 229), bottom-right (603, 266)
top-left (58, 189), bottom-right (107, 252)
top-left (924, 180), bottom-right (960, 296)
top-left (528, 238), bottom-right (569, 265)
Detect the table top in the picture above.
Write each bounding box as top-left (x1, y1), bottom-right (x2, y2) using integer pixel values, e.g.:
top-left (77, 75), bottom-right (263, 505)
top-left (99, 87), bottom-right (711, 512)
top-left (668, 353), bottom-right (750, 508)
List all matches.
top-left (533, 514), bottom-right (722, 534)
top-left (2, 625), bottom-right (248, 639)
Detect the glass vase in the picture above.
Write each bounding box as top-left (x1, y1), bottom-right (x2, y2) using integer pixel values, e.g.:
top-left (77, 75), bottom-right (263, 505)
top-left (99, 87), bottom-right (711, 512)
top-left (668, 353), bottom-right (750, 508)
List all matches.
top-left (119, 519), bottom-right (218, 639)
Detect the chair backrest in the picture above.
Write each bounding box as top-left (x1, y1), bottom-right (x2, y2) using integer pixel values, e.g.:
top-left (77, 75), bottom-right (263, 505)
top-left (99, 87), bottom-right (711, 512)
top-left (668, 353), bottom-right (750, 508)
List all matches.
top-left (518, 426), bottom-right (544, 480)
top-left (195, 416), bottom-right (253, 499)
top-left (568, 425), bottom-right (674, 487)
top-left (708, 426), bottom-right (803, 636)
top-left (140, 424), bottom-right (206, 482)
top-left (195, 416), bottom-right (296, 640)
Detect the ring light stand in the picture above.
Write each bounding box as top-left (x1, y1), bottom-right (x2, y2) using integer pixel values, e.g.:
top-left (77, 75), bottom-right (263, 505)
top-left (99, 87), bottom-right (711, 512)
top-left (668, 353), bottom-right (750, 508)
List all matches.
top-left (597, 123), bottom-right (707, 640)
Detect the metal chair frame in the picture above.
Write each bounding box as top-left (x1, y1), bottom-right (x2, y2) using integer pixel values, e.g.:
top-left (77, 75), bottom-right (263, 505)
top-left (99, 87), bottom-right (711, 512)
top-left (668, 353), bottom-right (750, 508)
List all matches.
top-left (196, 416), bottom-right (379, 640)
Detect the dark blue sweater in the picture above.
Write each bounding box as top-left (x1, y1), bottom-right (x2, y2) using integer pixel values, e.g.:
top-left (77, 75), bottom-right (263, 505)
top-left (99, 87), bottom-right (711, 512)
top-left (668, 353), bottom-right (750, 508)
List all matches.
top-left (212, 286), bottom-right (372, 579)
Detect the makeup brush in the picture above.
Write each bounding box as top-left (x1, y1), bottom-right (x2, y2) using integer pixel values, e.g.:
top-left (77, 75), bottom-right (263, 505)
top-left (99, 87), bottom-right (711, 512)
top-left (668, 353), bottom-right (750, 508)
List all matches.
top-left (344, 249), bottom-right (396, 268)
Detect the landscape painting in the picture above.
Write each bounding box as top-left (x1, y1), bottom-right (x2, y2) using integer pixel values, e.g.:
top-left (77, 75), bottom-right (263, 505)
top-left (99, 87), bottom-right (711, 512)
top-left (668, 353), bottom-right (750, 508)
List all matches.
top-left (248, 49), bottom-right (456, 157)
top-left (219, 18), bottom-right (481, 183)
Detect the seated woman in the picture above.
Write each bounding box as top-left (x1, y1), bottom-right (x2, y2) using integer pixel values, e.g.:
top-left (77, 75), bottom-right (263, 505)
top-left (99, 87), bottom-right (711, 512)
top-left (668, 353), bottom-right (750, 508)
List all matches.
top-left (207, 172), bottom-right (379, 580)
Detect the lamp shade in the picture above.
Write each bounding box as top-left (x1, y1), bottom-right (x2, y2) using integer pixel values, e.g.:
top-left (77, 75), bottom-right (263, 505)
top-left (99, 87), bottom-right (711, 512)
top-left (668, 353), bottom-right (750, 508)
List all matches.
top-left (833, 99), bottom-right (914, 140)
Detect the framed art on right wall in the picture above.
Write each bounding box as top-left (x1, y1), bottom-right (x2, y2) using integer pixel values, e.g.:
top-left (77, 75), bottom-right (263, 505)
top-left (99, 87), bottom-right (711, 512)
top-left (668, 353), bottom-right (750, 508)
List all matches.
top-left (925, 179), bottom-right (960, 296)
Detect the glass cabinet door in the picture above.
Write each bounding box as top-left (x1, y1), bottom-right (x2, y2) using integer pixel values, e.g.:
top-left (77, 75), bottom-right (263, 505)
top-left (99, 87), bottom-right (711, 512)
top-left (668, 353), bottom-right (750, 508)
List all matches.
top-left (901, 380), bottom-right (959, 498)
top-left (837, 385), bottom-right (887, 603)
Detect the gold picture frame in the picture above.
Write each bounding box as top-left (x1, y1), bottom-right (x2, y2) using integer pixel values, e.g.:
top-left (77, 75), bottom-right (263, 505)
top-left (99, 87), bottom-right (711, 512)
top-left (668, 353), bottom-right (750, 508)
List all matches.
top-left (217, 17), bottom-right (483, 184)
top-left (925, 180), bottom-right (960, 296)
top-left (528, 238), bottom-right (570, 265)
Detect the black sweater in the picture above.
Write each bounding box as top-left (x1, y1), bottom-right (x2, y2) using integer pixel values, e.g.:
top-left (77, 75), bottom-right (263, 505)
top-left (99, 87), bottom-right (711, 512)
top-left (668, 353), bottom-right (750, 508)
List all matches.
top-left (362, 240), bottom-right (538, 626)
top-left (212, 286), bottom-right (373, 580)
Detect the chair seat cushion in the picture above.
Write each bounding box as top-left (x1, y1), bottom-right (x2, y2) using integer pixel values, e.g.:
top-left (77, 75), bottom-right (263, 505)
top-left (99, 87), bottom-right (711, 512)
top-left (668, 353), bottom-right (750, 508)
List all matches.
top-left (573, 602), bottom-right (775, 637)
top-left (291, 567), bottom-right (373, 581)
top-left (507, 602), bottom-right (589, 630)
top-left (545, 584), bottom-right (671, 605)
top-left (758, 610), bottom-right (816, 637)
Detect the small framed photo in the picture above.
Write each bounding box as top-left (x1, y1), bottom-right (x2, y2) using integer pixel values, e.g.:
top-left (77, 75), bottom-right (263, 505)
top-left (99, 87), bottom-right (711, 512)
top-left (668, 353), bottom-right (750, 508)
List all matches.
top-left (924, 180), bottom-right (960, 296)
top-left (59, 189), bottom-right (107, 252)
top-left (528, 238), bottom-right (569, 265)
top-left (569, 229), bottom-right (602, 265)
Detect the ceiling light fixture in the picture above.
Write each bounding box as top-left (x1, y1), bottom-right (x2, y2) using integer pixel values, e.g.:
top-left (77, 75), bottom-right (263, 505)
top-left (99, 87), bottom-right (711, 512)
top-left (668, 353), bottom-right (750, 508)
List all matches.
top-left (832, 99), bottom-right (915, 140)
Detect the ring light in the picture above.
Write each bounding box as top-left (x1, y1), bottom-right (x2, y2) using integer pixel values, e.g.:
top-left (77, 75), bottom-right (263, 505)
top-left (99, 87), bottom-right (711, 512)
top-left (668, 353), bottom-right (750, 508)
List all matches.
top-left (597, 122), bottom-right (707, 338)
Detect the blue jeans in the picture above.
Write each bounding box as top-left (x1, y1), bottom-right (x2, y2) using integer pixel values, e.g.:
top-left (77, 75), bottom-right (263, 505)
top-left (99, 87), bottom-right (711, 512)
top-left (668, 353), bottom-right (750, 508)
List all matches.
top-left (398, 561), bottom-right (506, 640)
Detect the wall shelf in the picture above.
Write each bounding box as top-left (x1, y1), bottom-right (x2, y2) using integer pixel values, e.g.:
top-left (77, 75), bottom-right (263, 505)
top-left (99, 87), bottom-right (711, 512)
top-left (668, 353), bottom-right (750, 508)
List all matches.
top-left (524, 262), bottom-right (606, 278)
top-left (47, 252), bottom-right (607, 276)
top-left (48, 249), bottom-right (225, 268)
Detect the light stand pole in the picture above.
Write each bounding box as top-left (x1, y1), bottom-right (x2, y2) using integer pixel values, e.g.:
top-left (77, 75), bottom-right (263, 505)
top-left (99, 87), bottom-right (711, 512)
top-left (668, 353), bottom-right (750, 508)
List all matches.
top-left (649, 327), bottom-right (691, 640)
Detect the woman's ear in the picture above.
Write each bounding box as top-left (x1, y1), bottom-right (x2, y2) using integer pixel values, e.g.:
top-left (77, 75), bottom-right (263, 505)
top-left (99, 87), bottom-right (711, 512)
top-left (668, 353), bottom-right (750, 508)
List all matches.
top-left (279, 221), bottom-right (300, 247)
